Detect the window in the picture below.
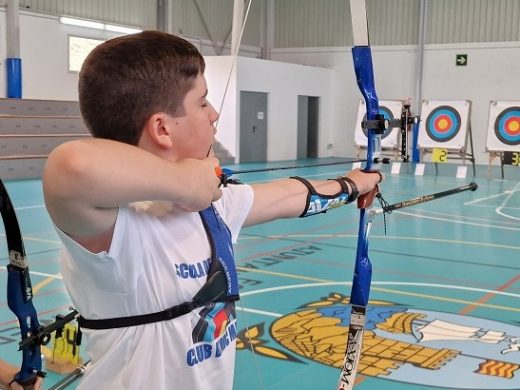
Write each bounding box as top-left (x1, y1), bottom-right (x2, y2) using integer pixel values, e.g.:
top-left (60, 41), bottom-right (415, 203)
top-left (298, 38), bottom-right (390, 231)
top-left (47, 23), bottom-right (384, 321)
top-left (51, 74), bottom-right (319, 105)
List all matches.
top-left (68, 36), bottom-right (104, 72)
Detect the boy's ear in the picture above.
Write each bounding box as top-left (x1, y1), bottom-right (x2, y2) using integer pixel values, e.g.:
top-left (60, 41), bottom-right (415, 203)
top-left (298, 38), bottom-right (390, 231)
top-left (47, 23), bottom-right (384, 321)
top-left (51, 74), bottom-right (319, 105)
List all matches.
top-left (144, 113), bottom-right (174, 149)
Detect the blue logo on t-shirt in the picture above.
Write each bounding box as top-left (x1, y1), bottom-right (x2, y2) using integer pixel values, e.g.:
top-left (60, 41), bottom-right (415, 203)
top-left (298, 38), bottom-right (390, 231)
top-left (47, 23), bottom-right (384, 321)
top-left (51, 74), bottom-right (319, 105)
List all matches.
top-left (175, 259), bottom-right (210, 279)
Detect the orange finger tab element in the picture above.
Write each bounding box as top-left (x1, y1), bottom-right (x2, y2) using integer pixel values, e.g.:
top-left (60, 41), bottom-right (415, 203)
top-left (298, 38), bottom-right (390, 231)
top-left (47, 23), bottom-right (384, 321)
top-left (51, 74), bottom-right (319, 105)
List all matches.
top-left (214, 166), bottom-right (222, 177)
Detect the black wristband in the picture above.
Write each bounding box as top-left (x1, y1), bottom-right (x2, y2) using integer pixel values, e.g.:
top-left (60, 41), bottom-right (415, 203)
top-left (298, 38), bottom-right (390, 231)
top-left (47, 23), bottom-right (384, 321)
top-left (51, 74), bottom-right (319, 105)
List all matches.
top-left (338, 176), bottom-right (359, 203)
top-left (327, 178), bottom-right (349, 195)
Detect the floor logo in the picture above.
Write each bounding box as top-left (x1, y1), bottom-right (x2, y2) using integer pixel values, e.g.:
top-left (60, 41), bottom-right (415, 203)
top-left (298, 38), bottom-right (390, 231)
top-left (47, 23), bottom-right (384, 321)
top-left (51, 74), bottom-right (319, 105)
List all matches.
top-left (237, 292), bottom-right (520, 389)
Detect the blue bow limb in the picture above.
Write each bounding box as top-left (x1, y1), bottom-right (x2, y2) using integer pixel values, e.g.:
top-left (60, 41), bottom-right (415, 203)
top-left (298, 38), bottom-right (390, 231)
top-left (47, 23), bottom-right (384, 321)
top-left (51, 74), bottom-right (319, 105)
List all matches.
top-left (7, 264), bottom-right (44, 384)
top-left (1, 178), bottom-right (44, 385)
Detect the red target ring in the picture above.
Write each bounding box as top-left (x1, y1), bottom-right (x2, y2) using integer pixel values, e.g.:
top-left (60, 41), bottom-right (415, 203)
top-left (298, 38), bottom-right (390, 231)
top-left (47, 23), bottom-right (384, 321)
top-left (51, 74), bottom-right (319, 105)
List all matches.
top-left (494, 107), bottom-right (520, 145)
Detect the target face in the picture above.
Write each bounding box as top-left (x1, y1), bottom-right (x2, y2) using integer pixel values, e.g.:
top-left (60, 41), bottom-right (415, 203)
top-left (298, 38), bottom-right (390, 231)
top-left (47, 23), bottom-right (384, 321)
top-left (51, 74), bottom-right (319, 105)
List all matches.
top-left (494, 107), bottom-right (520, 145)
top-left (425, 106), bottom-right (461, 142)
top-left (362, 106), bottom-right (394, 140)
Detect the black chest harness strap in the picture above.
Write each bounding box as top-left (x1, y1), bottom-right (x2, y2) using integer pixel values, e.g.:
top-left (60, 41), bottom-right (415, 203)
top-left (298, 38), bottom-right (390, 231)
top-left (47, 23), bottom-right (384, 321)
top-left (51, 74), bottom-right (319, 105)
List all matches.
top-left (77, 205), bottom-right (239, 330)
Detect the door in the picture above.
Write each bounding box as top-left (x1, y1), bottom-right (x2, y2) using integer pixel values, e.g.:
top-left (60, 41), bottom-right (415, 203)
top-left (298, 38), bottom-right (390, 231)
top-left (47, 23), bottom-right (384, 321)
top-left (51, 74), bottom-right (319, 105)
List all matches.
top-left (297, 96), bottom-right (308, 158)
top-left (297, 95), bottom-right (320, 158)
top-left (239, 91), bottom-right (268, 163)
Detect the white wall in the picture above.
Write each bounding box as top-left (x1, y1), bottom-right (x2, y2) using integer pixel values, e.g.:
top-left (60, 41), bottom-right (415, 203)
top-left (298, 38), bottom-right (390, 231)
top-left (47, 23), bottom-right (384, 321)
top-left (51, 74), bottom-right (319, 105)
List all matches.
top-left (422, 42), bottom-right (520, 164)
top-left (203, 56), bottom-right (237, 157)
top-left (3, 10), bottom-right (519, 165)
top-left (0, 9), bottom-right (123, 100)
top-left (0, 11), bottom-right (334, 164)
top-left (205, 56), bottom-right (334, 162)
top-left (272, 42), bottom-right (520, 165)
top-left (236, 57), bottom-right (333, 161)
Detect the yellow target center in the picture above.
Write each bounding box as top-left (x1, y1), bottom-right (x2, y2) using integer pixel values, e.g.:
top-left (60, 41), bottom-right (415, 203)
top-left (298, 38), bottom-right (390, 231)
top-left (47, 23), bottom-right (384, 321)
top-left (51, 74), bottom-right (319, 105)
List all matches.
top-left (438, 118), bottom-right (449, 130)
top-left (510, 120), bottom-right (520, 133)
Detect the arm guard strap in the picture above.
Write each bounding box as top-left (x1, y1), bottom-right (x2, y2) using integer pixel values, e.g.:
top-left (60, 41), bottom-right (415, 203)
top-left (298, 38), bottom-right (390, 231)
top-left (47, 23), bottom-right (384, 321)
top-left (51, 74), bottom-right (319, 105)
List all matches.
top-left (289, 176), bottom-right (355, 217)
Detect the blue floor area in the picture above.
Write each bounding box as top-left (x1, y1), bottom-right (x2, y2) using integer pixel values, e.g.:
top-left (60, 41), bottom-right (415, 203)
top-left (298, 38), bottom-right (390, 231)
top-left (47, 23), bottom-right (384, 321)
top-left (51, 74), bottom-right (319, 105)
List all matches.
top-left (0, 158), bottom-right (519, 389)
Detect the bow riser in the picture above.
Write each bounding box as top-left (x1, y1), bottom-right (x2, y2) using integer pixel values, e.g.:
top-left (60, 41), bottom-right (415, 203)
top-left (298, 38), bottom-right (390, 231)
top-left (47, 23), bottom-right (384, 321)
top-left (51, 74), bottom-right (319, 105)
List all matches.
top-left (352, 46), bottom-right (382, 173)
top-left (350, 46), bottom-right (381, 313)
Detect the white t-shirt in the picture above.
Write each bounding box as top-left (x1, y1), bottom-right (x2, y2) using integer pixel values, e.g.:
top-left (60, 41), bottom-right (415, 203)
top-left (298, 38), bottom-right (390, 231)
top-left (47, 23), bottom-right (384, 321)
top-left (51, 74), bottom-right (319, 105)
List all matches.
top-left (56, 184), bottom-right (254, 390)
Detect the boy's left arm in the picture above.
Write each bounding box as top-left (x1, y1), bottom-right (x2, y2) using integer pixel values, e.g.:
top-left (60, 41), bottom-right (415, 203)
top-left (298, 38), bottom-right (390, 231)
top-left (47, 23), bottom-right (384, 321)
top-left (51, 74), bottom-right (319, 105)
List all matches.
top-left (244, 169), bottom-right (381, 226)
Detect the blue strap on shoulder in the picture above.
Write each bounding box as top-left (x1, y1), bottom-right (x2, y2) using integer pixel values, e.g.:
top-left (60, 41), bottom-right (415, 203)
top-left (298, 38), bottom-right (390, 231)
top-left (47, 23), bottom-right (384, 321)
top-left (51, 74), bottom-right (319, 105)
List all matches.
top-left (199, 206), bottom-right (239, 298)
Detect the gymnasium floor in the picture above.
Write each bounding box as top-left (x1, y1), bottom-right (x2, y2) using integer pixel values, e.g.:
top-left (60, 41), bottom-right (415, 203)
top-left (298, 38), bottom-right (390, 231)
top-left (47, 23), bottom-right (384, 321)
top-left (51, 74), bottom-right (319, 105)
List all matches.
top-left (0, 158), bottom-right (519, 389)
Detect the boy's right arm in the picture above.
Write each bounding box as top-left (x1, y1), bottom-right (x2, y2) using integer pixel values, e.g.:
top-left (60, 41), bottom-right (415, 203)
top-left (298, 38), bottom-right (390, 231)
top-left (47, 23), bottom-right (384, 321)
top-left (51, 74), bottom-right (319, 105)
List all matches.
top-left (43, 138), bottom-right (221, 240)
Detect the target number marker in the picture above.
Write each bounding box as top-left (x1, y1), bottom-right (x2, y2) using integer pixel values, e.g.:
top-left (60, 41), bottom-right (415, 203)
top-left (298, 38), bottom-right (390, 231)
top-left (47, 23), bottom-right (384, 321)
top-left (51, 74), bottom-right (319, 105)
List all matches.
top-left (503, 151), bottom-right (520, 166)
top-left (432, 148), bottom-right (448, 163)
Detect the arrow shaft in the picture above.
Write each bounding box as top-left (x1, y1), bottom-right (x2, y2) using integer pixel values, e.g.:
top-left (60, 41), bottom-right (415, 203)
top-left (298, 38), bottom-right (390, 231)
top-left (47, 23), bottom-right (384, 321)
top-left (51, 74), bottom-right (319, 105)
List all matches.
top-left (370, 182), bottom-right (478, 216)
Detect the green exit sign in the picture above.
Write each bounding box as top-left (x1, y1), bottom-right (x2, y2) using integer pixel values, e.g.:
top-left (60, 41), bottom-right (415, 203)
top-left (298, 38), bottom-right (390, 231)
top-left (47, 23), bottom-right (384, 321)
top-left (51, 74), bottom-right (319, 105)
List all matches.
top-left (456, 54), bottom-right (467, 66)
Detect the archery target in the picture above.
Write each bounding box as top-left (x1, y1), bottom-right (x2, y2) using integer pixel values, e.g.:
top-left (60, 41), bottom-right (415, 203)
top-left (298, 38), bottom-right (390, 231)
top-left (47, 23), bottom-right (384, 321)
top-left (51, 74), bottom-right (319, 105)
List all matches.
top-left (425, 106), bottom-right (460, 142)
top-left (354, 100), bottom-right (402, 148)
top-left (418, 100), bottom-right (470, 149)
top-left (486, 101), bottom-right (520, 151)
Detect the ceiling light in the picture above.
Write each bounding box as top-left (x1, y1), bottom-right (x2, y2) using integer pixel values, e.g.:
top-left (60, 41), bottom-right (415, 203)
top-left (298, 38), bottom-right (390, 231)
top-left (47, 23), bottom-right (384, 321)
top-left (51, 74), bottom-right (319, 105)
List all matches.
top-left (60, 16), bottom-right (142, 35)
top-left (105, 24), bottom-right (142, 34)
top-left (60, 16), bottom-right (104, 30)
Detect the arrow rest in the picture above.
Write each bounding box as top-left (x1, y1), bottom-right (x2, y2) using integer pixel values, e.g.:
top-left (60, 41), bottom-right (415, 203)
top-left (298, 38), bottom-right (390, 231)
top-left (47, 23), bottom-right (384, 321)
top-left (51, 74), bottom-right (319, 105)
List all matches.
top-left (361, 113), bottom-right (387, 133)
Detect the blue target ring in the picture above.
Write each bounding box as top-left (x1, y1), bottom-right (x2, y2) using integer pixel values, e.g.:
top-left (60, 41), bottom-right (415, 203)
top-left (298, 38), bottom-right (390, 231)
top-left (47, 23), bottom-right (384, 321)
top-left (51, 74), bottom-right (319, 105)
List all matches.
top-left (362, 106), bottom-right (394, 140)
top-left (494, 107), bottom-right (520, 146)
top-left (425, 106), bottom-right (461, 142)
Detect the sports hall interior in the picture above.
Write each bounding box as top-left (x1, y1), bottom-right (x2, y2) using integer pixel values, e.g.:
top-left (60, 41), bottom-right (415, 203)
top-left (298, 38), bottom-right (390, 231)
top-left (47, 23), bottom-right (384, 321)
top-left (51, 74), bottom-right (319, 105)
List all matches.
top-left (0, 1), bottom-right (519, 389)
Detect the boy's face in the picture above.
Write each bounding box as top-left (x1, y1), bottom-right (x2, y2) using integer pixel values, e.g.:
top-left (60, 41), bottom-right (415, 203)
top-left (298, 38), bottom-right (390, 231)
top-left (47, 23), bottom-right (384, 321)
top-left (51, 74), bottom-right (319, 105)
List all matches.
top-left (168, 74), bottom-right (219, 160)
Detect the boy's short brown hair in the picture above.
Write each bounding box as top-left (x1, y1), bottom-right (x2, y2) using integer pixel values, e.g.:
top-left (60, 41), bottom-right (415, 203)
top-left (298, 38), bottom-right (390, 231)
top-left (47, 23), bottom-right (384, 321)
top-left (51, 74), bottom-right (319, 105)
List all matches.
top-left (79, 31), bottom-right (205, 145)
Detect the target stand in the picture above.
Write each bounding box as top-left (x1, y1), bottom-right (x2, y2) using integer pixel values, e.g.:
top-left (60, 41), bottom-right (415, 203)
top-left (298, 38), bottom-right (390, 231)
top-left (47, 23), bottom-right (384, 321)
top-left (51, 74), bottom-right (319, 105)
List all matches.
top-left (417, 100), bottom-right (475, 176)
top-left (354, 100), bottom-right (403, 161)
top-left (485, 100), bottom-right (520, 178)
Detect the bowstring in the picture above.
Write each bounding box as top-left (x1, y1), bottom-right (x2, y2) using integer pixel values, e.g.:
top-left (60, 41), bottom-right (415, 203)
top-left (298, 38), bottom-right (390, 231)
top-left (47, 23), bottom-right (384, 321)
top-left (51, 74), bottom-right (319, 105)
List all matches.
top-left (215, 0), bottom-right (254, 131)
top-left (212, 1), bottom-right (266, 389)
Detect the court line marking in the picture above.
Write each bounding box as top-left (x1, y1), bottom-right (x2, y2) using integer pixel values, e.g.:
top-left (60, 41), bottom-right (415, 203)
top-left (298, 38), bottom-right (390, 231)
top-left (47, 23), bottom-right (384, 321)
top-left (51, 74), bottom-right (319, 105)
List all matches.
top-left (496, 182), bottom-right (520, 221)
top-left (32, 276), bottom-right (57, 294)
top-left (0, 267), bottom-right (63, 279)
top-left (239, 234), bottom-right (520, 251)
top-left (15, 205), bottom-right (46, 210)
top-left (399, 207), bottom-right (519, 226)
top-left (11, 187), bottom-right (520, 210)
top-left (394, 210), bottom-right (520, 230)
top-left (459, 274), bottom-right (520, 315)
top-left (496, 211), bottom-right (520, 222)
top-left (464, 190), bottom-right (516, 205)
top-left (237, 281), bottom-right (520, 316)
top-left (0, 304), bottom-right (71, 327)
top-left (0, 234), bottom-right (61, 244)
top-left (238, 271), bottom-right (520, 300)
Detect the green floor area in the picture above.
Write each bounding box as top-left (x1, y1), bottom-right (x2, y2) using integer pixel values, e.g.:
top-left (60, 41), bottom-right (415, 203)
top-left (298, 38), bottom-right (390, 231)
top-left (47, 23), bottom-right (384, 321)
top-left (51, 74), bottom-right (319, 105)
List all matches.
top-left (0, 158), bottom-right (519, 389)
